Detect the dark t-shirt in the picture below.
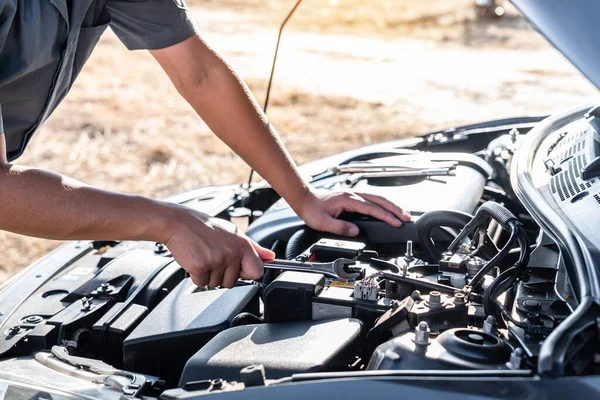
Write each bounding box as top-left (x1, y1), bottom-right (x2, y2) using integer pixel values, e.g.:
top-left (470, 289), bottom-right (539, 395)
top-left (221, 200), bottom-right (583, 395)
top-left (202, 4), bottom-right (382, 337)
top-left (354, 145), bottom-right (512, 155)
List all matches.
top-left (0, 0), bottom-right (198, 161)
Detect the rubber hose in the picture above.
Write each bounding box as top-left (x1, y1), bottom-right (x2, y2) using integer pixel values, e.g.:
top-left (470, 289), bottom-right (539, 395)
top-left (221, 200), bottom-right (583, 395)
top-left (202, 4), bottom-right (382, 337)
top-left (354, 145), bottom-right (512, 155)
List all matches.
top-left (448, 201), bottom-right (519, 252)
top-left (414, 209), bottom-right (474, 262)
top-left (285, 228), bottom-right (315, 260)
top-left (483, 225), bottom-right (532, 316)
top-left (468, 223), bottom-right (519, 289)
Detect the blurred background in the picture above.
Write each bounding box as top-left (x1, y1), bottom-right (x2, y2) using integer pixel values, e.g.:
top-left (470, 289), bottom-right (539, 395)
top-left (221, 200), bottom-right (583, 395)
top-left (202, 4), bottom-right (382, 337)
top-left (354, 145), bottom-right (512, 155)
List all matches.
top-left (0, 0), bottom-right (596, 283)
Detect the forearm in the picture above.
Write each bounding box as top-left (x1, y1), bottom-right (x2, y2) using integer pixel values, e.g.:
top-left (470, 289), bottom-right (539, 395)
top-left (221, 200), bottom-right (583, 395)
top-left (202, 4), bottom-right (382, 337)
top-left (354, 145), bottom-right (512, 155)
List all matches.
top-left (153, 38), bottom-right (313, 211)
top-left (190, 69), bottom-right (309, 206)
top-left (0, 163), bottom-right (174, 242)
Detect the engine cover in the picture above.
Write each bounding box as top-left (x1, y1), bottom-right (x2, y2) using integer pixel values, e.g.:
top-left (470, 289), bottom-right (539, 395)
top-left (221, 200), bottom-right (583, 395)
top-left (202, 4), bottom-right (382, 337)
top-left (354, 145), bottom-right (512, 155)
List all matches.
top-left (179, 318), bottom-right (363, 385)
top-left (246, 152), bottom-right (492, 246)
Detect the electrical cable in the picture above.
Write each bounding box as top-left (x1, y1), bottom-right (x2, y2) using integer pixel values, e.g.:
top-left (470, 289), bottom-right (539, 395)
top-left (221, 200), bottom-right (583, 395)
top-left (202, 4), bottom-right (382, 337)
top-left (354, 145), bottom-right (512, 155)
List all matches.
top-left (484, 224), bottom-right (531, 317)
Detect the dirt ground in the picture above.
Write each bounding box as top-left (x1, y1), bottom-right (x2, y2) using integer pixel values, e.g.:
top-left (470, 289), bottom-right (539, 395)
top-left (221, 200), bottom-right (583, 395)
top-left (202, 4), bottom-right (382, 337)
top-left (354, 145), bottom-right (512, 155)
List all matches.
top-left (0, 0), bottom-right (597, 283)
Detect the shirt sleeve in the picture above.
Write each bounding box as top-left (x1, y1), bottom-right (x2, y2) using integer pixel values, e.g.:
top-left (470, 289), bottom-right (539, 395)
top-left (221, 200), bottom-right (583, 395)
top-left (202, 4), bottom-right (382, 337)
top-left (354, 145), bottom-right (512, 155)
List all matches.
top-left (106, 0), bottom-right (198, 50)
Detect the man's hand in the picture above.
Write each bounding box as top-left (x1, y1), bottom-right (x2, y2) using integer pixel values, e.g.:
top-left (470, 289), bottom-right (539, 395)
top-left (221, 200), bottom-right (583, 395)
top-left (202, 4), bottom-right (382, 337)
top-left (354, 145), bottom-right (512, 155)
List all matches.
top-left (295, 190), bottom-right (411, 237)
top-left (163, 207), bottom-right (275, 288)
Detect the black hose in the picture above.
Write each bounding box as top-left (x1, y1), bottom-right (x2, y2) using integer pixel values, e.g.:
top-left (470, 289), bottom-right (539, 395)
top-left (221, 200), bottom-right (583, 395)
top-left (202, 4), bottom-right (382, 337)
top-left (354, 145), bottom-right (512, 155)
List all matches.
top-left (484, 265), bottom-right (519, 316)
top-left (468, 222), bottom-right (519, 289)
top-left (495, 300), bottom-right (529, 329)
top-left (448, 201), bottom-right (520, 253)
top-left (285, 228), bottom-right (315, 260)
top-left (414, 210), bottom-right (474, 262)
top-left (483, 224), bottom-right (532, 316)
top-left (489, 156), bottom-right (517, 199)
top-left (67, 328), bottom-right (93, 355)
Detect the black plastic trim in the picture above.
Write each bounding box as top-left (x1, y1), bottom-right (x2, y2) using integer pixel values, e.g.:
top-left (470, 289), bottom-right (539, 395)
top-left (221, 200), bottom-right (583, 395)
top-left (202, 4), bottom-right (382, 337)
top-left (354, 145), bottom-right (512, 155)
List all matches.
top-left (511, 103), bottom-right (600, 376)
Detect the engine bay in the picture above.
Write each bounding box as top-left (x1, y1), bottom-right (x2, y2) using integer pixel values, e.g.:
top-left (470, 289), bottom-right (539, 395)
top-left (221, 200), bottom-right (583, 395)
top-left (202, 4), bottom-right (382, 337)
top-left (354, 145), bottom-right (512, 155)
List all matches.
top-left (0, 113), bottom-right (597, 398)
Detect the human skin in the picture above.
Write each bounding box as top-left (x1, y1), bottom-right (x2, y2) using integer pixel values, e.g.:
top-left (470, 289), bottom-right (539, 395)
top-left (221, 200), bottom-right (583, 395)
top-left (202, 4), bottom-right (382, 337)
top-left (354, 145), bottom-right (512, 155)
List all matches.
top-left (0, 34), bottom-right (410, 288)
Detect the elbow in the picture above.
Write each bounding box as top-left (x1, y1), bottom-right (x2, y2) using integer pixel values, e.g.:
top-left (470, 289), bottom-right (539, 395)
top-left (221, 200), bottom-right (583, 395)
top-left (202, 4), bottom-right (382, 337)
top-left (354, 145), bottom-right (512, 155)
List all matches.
top-left (0, 161), bottom-right (15, 188)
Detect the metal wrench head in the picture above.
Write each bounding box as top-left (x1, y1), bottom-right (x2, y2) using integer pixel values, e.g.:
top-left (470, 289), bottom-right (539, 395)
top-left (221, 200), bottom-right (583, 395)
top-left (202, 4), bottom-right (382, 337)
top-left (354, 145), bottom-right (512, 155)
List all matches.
top-left (330, 258), bottom-right (363, 280)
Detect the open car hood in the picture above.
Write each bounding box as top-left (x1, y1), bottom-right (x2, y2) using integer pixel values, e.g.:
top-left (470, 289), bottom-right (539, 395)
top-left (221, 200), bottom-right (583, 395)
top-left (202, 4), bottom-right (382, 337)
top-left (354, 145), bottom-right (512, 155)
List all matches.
top-left (512, 0), bottom-right (600, 91)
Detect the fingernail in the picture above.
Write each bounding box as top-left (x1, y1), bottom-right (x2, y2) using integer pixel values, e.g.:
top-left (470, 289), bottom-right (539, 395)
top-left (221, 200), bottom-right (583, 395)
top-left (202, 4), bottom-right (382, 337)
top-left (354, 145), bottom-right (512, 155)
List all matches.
top-left (348, 226), bottom-right (359, 236)
top-left (394, 217), bottom-right (402, 225)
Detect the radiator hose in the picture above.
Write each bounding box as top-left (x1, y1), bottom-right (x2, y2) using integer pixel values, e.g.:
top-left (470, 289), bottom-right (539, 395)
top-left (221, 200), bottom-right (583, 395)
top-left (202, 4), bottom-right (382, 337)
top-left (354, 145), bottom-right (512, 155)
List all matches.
top-left (414, 210), bottom-right (474, 262)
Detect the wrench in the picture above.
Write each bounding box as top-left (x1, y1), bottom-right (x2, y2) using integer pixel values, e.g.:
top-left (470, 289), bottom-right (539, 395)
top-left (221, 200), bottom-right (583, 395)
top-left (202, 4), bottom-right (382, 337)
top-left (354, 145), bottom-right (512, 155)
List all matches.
top-left (263, 258), bottom-right (363, 280)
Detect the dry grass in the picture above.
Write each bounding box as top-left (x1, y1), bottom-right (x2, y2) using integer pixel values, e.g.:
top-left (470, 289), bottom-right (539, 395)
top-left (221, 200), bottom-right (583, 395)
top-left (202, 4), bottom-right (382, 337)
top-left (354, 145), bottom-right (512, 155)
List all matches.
top-left (0, 0), bottom-right (596, 283)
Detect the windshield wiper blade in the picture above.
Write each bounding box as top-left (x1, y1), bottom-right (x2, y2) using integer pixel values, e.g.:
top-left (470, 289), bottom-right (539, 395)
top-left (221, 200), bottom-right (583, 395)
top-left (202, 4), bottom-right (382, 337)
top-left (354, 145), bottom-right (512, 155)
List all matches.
top-left (345, 168), bottom-right (454, 186)
top-left (333, 161), bottom-right (458, 175)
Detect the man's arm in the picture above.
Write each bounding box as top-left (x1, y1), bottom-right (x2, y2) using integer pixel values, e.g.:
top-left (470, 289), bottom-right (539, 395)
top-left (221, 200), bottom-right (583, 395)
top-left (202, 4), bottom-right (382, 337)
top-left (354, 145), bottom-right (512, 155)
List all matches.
top-left (0, 133), bottom-right (273, 288)
top-left (150, 36), bottom-right (410, 237)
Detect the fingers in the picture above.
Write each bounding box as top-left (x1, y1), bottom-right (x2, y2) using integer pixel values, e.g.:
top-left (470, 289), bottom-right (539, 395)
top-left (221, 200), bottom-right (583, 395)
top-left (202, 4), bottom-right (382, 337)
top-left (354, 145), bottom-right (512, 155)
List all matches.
top-left (250, 241), bottom-right (276, 261)
top-left (240, 243), bottom-right (264, 281)
top-left (358, 192), bottom-right (411, 222)
top-left (323, 216), bottom-right (360, 237)
top-left (208, 268), bottom-right (225, 289)
top-left (341, 194), bottom-right (403, 227)
top-left (221, 266), bottom-right (240, 289)
top-left (190, 272), bottom-right (209, 288)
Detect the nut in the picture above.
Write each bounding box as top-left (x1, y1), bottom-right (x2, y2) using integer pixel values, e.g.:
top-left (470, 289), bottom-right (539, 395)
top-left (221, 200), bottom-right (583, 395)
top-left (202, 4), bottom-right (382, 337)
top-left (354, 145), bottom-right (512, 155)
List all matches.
top-left (428, 291), bottom-right (442, 307)
top-left (453, 293), bottom-right (466, 306)
top-left (7, 326), bottom-right (21, 336)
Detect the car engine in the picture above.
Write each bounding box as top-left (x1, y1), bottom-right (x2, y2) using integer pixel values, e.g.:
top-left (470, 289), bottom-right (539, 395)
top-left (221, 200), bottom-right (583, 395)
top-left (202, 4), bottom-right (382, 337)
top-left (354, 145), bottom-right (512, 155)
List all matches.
top-left (0, 118), bottom-right (589, 398)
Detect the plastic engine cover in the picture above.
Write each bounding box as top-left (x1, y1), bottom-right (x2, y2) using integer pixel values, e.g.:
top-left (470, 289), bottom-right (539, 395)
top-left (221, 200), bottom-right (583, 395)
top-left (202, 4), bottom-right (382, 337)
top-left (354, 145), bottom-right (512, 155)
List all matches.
top-left (246, 152), bottom-right (491, 245)
top-left (179, 318), bottom-right (362, 385)
top-left (123, 279), bottom-right (259, 385)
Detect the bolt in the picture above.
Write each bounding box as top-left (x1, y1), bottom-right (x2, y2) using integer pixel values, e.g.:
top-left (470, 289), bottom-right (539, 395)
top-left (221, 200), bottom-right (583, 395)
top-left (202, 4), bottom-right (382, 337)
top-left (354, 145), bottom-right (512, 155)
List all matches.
top-left (453, 293), bottom-right (466, 306)
top-left (98, 283), bottom-right (112, 293)
top-left (509, 128), bottom-right (519, 144)
top-left (428, 291), bottom-right (441, 307)
top-left (507, 348), bottom-right (524, 370)
top-left (410, 290), bottom-right (423, 301)
top-left (525, 313), bottom-right (543, 326)
top-left (523, 300), bottom-right (541, 310)
top-left (413, 321), bottom-right (430, 347)
top-left (483, 315), bottom-right (496, 335)
top-left (211, 378), bottom-right (223, 389)
top-left (7, 326), bottom-right (21, 336)
top-left (240, 364), bottom-right (266, 387)
top-left (390, 300), bottom-right (400, 310)
top-left (401, 263), bottom-right (408, 277)
top-left (404, 241), bottom-right (414, 262)
top-left (81, 297), bottom-right (92, 311)
top-left (154, 242), bottom-right (167, 254)
top-left (23, 315), bottom-right (43, 324)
